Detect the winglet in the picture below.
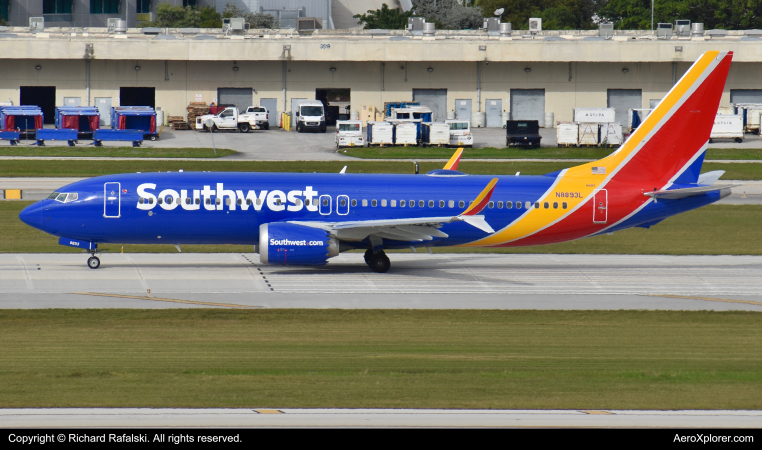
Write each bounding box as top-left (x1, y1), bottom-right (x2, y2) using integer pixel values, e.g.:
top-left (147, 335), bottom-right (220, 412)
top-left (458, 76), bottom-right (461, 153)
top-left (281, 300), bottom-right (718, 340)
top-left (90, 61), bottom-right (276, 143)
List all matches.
top-left (443, 148), bottom-right (464, 170)
top-left (460, 178), bottom-right (498, 216)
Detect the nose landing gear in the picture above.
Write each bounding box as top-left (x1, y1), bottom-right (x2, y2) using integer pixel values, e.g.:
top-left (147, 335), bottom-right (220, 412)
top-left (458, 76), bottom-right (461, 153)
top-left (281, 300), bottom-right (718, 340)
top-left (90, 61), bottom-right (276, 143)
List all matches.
top-left (87, 255), bottom-right (100, 269)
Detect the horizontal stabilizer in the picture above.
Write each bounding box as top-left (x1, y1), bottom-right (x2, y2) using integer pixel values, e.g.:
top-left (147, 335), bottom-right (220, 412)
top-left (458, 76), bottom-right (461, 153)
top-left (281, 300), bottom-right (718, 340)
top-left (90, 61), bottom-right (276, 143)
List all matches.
top-left (644, 184), bottom-right (738, 200)
top-left (697, 170), bottom-right (725, 185)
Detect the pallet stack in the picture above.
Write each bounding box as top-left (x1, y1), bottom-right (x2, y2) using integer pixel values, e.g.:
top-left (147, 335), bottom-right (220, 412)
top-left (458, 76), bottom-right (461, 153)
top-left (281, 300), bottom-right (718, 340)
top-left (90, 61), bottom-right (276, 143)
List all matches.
top-left (186, 102), bottom-right (210, 129)
top-left (167, 115), bottom-right (188, 130)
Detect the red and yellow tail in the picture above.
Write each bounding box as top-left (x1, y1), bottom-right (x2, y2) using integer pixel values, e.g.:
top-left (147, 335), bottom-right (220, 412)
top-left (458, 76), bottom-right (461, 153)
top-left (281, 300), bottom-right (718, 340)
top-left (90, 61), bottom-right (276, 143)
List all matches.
top-left (464, 51), bottom-right (733, 248)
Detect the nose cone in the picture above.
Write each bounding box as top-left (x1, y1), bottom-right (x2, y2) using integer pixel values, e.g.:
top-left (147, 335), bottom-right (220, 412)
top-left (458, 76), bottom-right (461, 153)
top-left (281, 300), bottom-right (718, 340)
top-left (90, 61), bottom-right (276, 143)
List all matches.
top-left (19, 201), bottom-right (44, 231)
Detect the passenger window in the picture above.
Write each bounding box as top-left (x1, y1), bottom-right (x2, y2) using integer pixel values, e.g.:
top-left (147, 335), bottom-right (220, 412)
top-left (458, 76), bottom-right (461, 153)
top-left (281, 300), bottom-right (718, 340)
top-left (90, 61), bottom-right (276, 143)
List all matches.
top-left (139, 198), bottom-right (144, 204)
top-left (340, 198), bottom-right (347, 207)
top-left (449, 200), bottom-right (454, 208)
top-left (458, 201), bottom-right (465, 208)
top-left (426, 200), bottom-right (432, 207)
top-left (276, 198), bottom-right (282, 206)
top-left (391, 200), bottom-right (396, 207)
top-left (351, 199), bottom-right (357, 207)
top-left (305, 199), bottom-right (310, 206)
top-left (165, 197), bottom-right (172, 204)
top-left (497, 201), bottom-right (503, 209)
top-left (506, 201), bottom-right (513, 209)
top-left (322, 198), bottom-right (329, 207)
top-left (553, 202), bottom-right (558, 209)
top-left (409, 200), bottom-right (415, 207)
top-left (516, 202), bottom-right (522, 209)
top-left (295, 199), bottom-right (302, 207)
top-left (525, 201), bottom-right (531, 209)
top-left (257, 198), bottom-right (262, 205)
top-left (236, 198), bottom-right (242, 205)
top-left (371, 200), bottom-right (377, 207)
top-left (226, 198), bottom-right (232, 206)
top-left (158, 198), bottom-right (163, 205)
top-left (149, 198), bottom-right (154, 204)
top-left (381, 199), bottom-right (387, 207)
top-left (215, 198), bottom-right (221, 205)
top-left (439, 200), bottom-right (444, 208)
top-left (562, 202), bottom-right (568, 209)
top-left (488, 201), bottom-right (494, 209)
top-left (543, 202), bottom-right (549, 209)
top-left (400, 200), bottom-right (406, 207)
top-left (419, 200), bottom-right (424, 207)
top-left (246, 199), bottom-right (252, 205)
top-left (362, 199), bottom-right (368, 207)
top-left (534, 202), bottom-right (540, 209)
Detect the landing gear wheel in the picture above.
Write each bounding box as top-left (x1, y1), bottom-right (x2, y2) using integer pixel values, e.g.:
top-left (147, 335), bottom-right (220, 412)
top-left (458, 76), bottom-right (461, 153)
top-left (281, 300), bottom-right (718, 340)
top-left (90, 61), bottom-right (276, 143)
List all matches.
top-left (368, 252), bottom-right (390, 273)
top-left (364, 249), bottom-right (374, 266)
top-left (87, 256), bottom-right (100, 269)
top-left (239, 123), bottom-right (250, 133)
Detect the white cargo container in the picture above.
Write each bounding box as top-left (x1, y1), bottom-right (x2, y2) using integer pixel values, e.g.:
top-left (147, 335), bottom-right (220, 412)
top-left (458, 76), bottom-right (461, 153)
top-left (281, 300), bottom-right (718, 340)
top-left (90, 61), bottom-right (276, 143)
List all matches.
top-left (392, 121), bottom-right (418, 146)
top-left (733, 103), bottom-right (762, 133)
top-left (366, 121), bottom-right (394, 146)
top-left (578, 123), bottom-right (599, 146)
top-left (717, 106), bottom-right (735, 115)
top-left (600, 123), bottom-right (623, 147)
top-left (710, 115), bottom-right (744, 143)
top-left (445, 120), bottom-right (473, 147)
top-left (573, 108), bottom-right (616, 123)
top-left (556, 122), bottom-right (578, 147)
top-left (422, 122), bottom-right (450, 146)
top-left (335, 120), bottom-right (364, 148)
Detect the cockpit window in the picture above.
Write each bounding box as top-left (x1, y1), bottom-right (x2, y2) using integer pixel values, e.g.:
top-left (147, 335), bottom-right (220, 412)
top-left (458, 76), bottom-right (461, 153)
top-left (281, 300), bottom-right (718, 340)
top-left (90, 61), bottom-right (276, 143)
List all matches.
top-left (51, 192), bottom-right (79, 203)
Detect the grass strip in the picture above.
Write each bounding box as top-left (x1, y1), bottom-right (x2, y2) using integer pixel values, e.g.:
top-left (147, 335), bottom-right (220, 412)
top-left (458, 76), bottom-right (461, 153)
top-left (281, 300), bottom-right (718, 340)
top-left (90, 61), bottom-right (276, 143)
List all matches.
top-left (3, 202), bottom-right (761, 255)
top-left (0, 159), bottom-right (760, 179)
top-left (0, 309), bottom-right (760, 409)
top-left (344, 146), bottom-right (762, 161)
top-left (0, 147), bottom-right (236, 158)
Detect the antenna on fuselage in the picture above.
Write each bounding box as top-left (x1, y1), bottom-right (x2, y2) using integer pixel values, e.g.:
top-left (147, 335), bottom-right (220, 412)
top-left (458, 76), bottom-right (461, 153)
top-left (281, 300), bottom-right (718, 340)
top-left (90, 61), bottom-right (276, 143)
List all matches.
top-left (340, 166), bottom-right (347, 174)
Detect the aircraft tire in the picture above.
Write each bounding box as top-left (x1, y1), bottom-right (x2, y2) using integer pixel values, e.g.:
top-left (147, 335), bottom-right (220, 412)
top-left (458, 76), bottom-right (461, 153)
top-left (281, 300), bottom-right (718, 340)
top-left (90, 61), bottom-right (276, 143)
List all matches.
top-left (369, 252), bottom-right (390, 273)
top-left (364, 249), bottom-right (373, 266)
top-left (87, 256), bottom-right (100, 269)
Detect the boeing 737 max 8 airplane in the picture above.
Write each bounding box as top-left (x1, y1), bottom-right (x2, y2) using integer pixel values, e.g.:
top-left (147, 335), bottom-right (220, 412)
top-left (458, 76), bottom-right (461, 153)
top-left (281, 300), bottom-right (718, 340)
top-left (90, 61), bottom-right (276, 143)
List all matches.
top-left (20, 51), bottom-right (736, 272)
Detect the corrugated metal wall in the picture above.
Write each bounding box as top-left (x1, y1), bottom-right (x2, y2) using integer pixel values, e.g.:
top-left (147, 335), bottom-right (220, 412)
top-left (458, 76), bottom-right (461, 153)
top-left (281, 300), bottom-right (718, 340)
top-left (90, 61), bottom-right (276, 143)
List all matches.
top-left (730, 90), bottom-right (762, 105)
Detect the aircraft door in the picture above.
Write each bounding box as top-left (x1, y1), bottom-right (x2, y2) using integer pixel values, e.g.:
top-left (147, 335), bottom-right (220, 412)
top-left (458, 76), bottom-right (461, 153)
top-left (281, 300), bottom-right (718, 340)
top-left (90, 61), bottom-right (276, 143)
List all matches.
top-left (593, 189), bottom-right (607, 224)
top-left (319, 195), bottom-right (332, 215)
top-left (104, 182), bottom-right (121, 218)
top-left (336, 195), bottom-right (349, 215)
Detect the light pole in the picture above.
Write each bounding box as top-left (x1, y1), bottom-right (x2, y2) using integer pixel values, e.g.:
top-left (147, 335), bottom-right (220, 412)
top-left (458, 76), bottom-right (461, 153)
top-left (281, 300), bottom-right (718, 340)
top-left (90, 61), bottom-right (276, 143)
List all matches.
top-left (651, 0), bottom-right (654, 31)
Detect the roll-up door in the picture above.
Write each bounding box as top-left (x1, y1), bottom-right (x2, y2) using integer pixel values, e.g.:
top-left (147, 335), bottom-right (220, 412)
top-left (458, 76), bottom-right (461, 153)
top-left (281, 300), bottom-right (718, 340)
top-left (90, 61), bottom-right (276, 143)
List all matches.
top-left (510, 89), bottom-right (545, 127)
top-left (607, 89), bottom-right (642, 126)
top-left (413, 89), bottom-right (447, 122)
top-left (218, 88), bottom-right (253, 114)
top-left (730, 90), bottom-right (762, 105)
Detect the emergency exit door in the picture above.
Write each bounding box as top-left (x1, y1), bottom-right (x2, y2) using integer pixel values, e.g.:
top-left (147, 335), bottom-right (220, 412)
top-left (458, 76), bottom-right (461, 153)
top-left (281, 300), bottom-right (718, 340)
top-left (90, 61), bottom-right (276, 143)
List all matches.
top-left (104, 182), bottom-right (121, 218)
top-left (593, 189), bottom-right (607, 223)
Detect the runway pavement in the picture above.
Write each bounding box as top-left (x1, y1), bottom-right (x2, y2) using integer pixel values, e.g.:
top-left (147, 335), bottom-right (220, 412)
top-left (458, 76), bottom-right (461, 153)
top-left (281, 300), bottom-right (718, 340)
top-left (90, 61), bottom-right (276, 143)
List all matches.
top-left (2, 253), bottom-right (762, 310)
top-left (2, 408), bottom-right (761, 428)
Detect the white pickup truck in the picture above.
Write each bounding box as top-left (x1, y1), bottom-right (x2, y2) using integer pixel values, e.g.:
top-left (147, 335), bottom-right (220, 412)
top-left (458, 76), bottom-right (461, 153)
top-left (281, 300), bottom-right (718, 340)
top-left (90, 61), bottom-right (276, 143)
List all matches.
top-left (196, 106), bottom-right (269, 132)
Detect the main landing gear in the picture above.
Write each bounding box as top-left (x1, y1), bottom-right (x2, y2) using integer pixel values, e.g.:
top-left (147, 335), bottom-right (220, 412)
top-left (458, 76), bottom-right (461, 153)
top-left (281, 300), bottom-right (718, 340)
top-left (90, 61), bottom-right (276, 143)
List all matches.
top-left (364, 249), bottom-right (390, 273)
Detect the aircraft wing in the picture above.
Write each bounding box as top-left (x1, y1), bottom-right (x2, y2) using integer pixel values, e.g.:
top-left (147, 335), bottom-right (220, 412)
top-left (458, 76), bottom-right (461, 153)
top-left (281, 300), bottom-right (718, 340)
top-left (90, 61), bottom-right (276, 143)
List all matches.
top-left (644, 184), bottom-right (738, 200)
top-left (288, 178), bottom-right (498, 242)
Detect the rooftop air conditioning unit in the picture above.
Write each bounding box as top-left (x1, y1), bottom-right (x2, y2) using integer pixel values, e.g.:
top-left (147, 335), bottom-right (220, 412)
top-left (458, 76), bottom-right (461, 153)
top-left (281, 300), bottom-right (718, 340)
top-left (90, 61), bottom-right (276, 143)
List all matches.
top-left (528, 18), bottom-right (542, 33)
top-left (296, 17), bottom-right (323, 31)
top-left (407, 17), bottom-right (425, 31)
top-left (223, 18), bottom-right (248, 33)
top-left (674, 19), bottom-right (691, 37)
top-left (107, 18), bottom-right (120, 33)
top-left (29, 17), bottom-right (44, 33)
top-left (657, 23), bottom-right (673, 39)
top-left (599, 23), bottom-right (614, 39)
top-left (483, 18), bottom-right (500, 32)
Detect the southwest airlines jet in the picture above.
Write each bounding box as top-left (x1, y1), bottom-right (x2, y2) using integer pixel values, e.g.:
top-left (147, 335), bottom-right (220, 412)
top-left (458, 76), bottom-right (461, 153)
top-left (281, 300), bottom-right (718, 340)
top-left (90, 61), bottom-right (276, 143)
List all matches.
top-left (20, 51), bottom-right (736, 273)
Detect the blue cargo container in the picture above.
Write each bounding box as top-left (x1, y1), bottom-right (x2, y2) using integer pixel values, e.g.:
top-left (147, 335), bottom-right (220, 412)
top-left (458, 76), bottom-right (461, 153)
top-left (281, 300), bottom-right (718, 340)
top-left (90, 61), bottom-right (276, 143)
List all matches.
top-left (55, 106), bottom-right (100, 133)
top-left (111, 107), bottom-right (158, 140)
top-left (0, 106), bottom-right (43, 133)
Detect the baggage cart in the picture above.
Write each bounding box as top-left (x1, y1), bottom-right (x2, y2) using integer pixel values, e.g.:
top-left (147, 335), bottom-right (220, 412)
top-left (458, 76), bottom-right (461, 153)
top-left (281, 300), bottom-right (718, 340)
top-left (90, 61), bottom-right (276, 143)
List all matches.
top-left (556, 122), bottom-right (578, 147)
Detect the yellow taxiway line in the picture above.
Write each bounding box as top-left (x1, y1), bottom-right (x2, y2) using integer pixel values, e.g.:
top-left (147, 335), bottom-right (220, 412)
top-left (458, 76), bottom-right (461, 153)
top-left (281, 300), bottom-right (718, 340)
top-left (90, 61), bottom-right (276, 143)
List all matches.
top-left (70, 292), bottom-right (257, 308)
top-left (649, 294), bottom-right (762, 307)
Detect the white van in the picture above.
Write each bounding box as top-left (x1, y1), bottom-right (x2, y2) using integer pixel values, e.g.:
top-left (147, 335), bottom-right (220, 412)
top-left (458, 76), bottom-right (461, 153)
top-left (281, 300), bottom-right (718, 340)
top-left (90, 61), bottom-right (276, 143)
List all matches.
top-left (296, 100), bottom-right (326, 133)
top-left (335, 120), bottom-right (364, 147)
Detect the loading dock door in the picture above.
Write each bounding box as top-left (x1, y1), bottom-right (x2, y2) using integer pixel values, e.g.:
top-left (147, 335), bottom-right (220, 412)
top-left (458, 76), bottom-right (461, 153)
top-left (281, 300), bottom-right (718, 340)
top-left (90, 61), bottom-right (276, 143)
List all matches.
top-left (486, 99), bottom-right (503, 127)
top-left (455, 99), bottom-right (471, 120)
top-left (120, 87), bottom-right (155, 108)
top-left (608, 89), bottom-right (642, 127)
top-left (20, 86), bottom-right (56, 125)
top-left (730, 90), bottom-right (762, 105)
top-left (218, 88), bottom-right (252, 114)
top-left (260, 98), bottom-right (278, 127)
top-left (510, 89), bottom-right (545, 127)
top-left (413, 89), bottom-right (447, 122)
top-left (95, 98), bottom-right (112, 126)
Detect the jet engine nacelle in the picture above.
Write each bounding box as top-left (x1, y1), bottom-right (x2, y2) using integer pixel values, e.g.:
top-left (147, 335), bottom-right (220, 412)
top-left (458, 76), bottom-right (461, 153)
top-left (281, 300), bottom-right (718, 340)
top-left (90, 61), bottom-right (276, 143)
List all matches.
top-left (259, 222), bottom-right (339, 266)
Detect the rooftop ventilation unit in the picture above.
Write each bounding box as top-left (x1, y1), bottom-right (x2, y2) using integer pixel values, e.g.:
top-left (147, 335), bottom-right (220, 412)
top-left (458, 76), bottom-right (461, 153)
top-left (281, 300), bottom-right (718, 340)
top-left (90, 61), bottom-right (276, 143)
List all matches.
top-left (745, 29), bottom-right (762, 37)
top-left (483, 18), bottom-right (500, 32)
top-left (29, 17), bottom-right (44, 33)
top-left (108, 19), bottom-right (127, 34)
top-left (598, 23), bottom-right (614, 39)
top-left (423, 22), bottom-right (435, 36)
top-left (296, 17), bottom-right (322, 31)
top-left (674, 20), bottom-right (691, 37)
top-left (499, 22), bottom-right (512, 37)
top-left (528, 18), bottom-right (542, 33)
top-left (691, 23), bottom-right (704, 37)
top-left (223, 18), bottom-right (249, 34)
top-left (656, 23), bottom-right (673, 39)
